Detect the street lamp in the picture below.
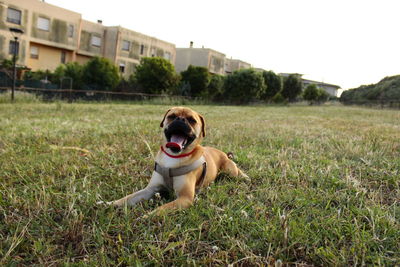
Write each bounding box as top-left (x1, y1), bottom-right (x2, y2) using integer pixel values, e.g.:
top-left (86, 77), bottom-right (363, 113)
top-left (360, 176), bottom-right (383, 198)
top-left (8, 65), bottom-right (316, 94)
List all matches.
top-left (9, 27), bottom-right (24, 102)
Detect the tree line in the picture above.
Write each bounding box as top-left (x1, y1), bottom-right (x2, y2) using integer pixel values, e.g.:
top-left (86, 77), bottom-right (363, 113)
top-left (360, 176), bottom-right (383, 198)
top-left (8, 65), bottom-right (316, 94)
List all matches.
top-left (2, 56), bottom-right (331, 104)
top-left (340, 75), bottom-right (400, 106)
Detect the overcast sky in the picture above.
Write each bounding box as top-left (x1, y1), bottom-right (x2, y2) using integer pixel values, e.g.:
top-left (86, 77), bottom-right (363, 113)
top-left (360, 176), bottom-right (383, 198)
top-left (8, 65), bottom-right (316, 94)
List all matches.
top-left (46, 0), bottom-right (400, 90)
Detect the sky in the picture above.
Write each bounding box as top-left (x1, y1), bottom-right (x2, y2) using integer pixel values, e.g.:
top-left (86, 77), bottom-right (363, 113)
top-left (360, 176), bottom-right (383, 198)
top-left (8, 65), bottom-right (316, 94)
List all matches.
top-left (46, 0), bottom-right (400, 90)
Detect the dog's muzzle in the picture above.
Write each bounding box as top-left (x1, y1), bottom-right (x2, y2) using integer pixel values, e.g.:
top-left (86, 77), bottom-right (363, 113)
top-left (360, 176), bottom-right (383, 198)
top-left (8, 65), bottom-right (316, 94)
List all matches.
top-left (164, 120), bottom-right (196, 153)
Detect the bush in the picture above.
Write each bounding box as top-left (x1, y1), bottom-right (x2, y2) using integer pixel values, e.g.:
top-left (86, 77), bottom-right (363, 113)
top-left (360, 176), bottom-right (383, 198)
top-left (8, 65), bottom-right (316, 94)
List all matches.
top-left (23, 70), bottom-right (54, 82)
top-left (282, 74), bottom-right (303, 102)
top-left (82, 57), bottom-right (120, 91)
top-left (53, 62), bottom-right (84, 89)
top-left (303, 84), bottom-right (330, 105)
top-left (223, 68), bottom-right (266, 104)
top-left (180, 65), bottom-right (210, 97)
top-left (1, 59), bottom-right (14, 69)
top-left (340, 75), bottom-right (400, 105)
top-left (262, 70), bottom-right (282, 101)
top-left (134, 57), bottom-right (179, 94)
top-left (271, 92), bottom-right (287, 104)
top-left (207, 74), bottom-right (225, 101)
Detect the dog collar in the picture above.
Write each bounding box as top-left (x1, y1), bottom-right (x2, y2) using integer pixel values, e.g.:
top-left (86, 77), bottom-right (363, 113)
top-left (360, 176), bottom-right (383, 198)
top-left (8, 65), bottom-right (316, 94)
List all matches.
top-left (161, 146), bottom-right (196, 158)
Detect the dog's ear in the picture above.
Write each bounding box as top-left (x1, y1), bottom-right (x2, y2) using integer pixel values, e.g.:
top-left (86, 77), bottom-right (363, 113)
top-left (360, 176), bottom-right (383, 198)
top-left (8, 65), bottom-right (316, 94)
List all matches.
top-left (199, 114), bottom-right (206, 137)
top-left (160, 109), bottom-right (171, 128)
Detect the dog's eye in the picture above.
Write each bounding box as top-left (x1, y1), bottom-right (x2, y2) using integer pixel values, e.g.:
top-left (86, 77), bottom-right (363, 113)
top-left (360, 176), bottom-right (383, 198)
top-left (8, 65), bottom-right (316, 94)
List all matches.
top-left (167, 114), bottom-right (177, 120)
top-left (188, 117), bottom-right (197, 124)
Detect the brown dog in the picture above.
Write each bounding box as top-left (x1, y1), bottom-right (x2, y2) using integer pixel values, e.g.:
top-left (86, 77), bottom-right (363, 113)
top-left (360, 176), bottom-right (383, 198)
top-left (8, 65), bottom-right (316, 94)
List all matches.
top-left (108, 107), bottom-right (248, 213)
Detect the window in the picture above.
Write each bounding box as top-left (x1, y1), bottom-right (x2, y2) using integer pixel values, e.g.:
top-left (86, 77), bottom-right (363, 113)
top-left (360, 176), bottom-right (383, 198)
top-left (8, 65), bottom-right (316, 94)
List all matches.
top-left (164, 52), bottom-right (171, 61)
top-left (7, 8), bottom-right (22, 25)
top-left (68, 25), bottom-right (74, 38)
top-left (91, 35), bottom-right (101, 47)
top-left (30, 46), bottom-right (39, 59)
top-left (122, 40), bottom-right (130, 51)
top-left (37, 17), bottom-right (50, 31)
top-left (61, 51), bottom-right (66, 64)
top-left (151, 48), bottom-right (155, 57)
top-left (9, 40), bottom-right (19, 55)
top-left (140, 44), bottom-right (144, 55)
top-left (119, 63), bottom-right (125, 73)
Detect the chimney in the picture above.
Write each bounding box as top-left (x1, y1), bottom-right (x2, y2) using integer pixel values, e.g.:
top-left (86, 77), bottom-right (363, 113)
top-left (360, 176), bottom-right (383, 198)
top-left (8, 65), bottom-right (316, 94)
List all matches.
top-left (97, 20), bottom-right (103, 24)
top-left (190, 41), bottom-right (193, 48)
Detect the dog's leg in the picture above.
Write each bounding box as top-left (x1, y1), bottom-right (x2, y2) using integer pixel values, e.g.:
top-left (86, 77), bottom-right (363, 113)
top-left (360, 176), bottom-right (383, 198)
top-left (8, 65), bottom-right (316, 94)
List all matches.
top-left (111, 172), bottom-right (165, 207)
top-left (222, 159), bottom-right (249, 179)
top-left (152, 174), bottom-right (196, 214)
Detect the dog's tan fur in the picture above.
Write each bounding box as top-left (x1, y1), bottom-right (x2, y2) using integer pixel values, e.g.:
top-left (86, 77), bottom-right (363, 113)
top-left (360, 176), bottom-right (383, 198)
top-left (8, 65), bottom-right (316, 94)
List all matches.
top-left (110, 107), bottom-right (247, 213)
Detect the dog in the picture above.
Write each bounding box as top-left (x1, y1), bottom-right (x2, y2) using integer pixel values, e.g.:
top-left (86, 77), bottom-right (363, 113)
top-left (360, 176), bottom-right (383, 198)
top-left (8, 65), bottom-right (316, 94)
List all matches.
top-left (108, 107), bottom-right (248, 213)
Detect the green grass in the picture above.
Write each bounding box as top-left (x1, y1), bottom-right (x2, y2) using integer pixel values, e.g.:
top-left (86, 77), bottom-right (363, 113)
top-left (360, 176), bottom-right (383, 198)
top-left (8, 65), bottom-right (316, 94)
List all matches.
top-left (0, 102), bottom-right (399, 266)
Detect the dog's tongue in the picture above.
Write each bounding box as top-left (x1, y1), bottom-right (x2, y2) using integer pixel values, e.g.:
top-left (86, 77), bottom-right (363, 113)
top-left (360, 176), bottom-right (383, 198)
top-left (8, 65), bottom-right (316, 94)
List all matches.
top-left (166, 135), bottom-right (186, 150)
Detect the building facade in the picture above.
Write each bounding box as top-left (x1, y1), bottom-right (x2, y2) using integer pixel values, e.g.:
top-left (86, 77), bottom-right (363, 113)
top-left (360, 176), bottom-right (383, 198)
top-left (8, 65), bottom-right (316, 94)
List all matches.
top-left (0, 0), bottom-right (175, 77)
top-left (224, 58), bottom-right (251, 74)
top-left (175, 47), bottom-right (226, 75)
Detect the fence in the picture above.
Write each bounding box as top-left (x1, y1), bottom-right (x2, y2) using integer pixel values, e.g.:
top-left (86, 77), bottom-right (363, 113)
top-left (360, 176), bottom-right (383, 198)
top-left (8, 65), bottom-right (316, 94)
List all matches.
top-left (0, 86), bottom-right (192, 102)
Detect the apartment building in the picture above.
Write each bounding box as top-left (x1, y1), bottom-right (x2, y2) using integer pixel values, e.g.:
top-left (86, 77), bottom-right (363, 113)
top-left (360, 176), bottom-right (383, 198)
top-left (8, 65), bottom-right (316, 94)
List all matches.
top-left (105, 26), bottom-right (175, 76)
top-left (224, 58), bottom-right (251, 74)
top-left (175, 47), bottom-right (226, 75)
top-left (0, 0), bottom-right (175, 77)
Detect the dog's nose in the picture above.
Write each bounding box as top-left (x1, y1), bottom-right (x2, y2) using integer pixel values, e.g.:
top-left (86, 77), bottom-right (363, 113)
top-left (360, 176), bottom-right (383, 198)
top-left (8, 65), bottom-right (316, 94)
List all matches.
top-left (176, 117), bottom-right (185, 122)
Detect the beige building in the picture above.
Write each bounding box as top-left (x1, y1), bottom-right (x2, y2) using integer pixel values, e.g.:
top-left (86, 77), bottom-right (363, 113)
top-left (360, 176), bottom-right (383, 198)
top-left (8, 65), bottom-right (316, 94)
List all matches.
top-left (105, 26), bottom-right (175, 76)
top-left (0, 0), bottom-right (175, 78)
top-left (175, 47), bottom-right (226, 75)
top-left (224, 58), bottom-right (251, 74)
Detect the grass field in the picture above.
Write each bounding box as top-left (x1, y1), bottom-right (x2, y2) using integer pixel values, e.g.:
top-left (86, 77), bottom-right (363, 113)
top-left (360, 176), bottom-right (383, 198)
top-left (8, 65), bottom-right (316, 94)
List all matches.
top-left (0, 102), bottom-right (399, 266)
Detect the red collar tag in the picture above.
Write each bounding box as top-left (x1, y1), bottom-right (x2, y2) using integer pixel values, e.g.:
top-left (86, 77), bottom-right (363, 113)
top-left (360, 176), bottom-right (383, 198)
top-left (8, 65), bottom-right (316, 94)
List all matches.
top-left (161, 146), bottom-right (196, 158)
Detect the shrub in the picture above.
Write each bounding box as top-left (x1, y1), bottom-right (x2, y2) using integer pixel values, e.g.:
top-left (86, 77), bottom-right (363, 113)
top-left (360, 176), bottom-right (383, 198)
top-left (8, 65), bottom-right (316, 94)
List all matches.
top-left (271, 92), bottom-right (287, 104)
top-left (207, 74), bottom-right (225, 101)
top-left (82, 57), bottom-right (120, 91)
top-left (303, 84), bottom-right (320, 104)
top-left (53, 62), bottom-right (84, 89)
top-left (262, 70), bottom-right (282, 101)
top-left (303, 84), bottom-right (330, 104)
top-left (223, 68), bottom-right (266, 104)
top-left (134, 57), bottom-right (179, 94)
top-left (180, 65), bottom-right (210, 97)
top-left (340, 75), bottom-right (400, 105)
top-left (282, 74), bottom-right (303, 102)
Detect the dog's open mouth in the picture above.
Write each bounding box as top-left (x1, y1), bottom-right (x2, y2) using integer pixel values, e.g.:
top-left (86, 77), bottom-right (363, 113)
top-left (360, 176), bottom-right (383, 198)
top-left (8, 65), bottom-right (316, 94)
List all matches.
top-left (165, 124), bottom-right (195, 153)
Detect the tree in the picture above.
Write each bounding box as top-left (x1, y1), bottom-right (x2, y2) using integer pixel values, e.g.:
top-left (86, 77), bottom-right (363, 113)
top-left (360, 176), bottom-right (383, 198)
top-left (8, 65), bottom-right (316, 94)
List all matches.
top-left (282, 74), bottom-right (303, 102)
top-left (180, 65), bottom-right (210, 97)
top-left (207, 74), bottom-right (225, 101)
top-left (134, 57), bottom-right (179, 94)
top-left (223, 68), bottom-right (266, 104)
top-left (82, 57), bottom-right (120, 91)
top-left (316, 88), bottom-right (329, 103)
top-left (303, 84), bottom-right (329, 104)
top-left (303, 84), bottom-right (319, 104)
top-left (262, 70), bottom-right (282, 100)
top-left (53, 62), bottom-right (84, 89)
